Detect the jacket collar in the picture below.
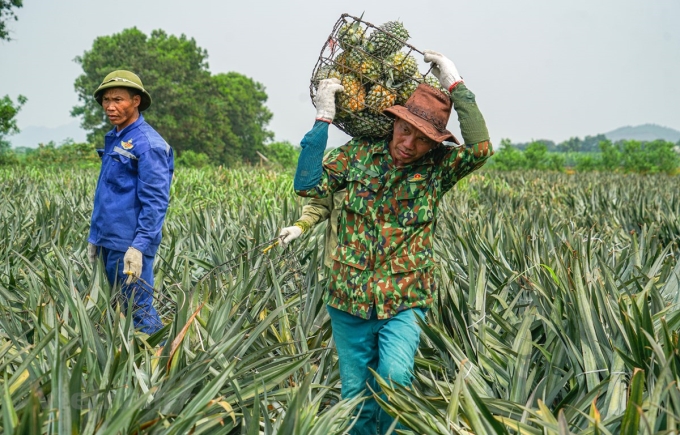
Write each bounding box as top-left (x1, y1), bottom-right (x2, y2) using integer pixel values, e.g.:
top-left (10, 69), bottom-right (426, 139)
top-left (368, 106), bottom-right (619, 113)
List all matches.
top-left (106, 113), bottom-right (145, 138)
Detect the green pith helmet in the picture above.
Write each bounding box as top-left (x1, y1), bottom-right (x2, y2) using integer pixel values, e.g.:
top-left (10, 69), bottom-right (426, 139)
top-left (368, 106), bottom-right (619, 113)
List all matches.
top-left (93, 70), bottom-right (152, 111)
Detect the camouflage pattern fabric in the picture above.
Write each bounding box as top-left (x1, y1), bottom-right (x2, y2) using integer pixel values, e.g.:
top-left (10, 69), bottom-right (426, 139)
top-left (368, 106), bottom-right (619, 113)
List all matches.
top-left (295, 136), bottom-right (493, 319)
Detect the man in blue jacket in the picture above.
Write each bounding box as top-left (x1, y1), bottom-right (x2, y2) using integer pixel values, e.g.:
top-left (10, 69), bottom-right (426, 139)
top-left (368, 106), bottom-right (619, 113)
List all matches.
top-left (87, 70), bottom-right (174, 335)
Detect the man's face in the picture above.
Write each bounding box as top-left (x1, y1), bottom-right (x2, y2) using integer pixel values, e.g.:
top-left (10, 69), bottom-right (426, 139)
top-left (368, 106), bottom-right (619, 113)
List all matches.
top-left (389, 117), bottom-right (438, 166)
top-left (101, 88), bottom-right (141, 131)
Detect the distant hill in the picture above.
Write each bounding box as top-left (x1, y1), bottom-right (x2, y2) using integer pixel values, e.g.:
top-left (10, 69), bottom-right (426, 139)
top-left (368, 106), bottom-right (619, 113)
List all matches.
top-left (7, 121), bottom-right (87, 148)
top-left (604, 124), bottom-right (680, 143)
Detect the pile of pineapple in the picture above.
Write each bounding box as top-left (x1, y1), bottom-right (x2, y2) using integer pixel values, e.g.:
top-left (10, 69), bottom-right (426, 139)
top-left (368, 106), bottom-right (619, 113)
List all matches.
top-left (312, 16), bottom-right (449, 138)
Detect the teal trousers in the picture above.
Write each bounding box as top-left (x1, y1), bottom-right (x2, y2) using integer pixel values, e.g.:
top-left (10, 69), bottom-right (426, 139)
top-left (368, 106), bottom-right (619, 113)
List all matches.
top-left (327, 305), bottom-right (425, 435)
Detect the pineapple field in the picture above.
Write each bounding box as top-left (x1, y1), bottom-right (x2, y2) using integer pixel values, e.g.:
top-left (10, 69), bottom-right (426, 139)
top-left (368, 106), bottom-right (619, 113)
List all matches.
top-left (1, 166), bottom-right (680, 434)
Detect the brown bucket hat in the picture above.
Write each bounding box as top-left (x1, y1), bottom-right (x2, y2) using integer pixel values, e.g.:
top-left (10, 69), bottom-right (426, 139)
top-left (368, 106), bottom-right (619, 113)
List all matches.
top-left (384, 84), bottom-right (460, 145)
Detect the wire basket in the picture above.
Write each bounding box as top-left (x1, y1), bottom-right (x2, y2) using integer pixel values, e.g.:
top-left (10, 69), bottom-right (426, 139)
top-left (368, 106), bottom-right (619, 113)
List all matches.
top-left (310, 13), bottom-right (448, 139)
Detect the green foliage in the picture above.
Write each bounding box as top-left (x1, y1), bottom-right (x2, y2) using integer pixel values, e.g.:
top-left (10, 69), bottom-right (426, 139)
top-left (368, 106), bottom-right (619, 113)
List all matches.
top-left (492, 138), bottom-right (679, 174)
top-left (19, 139), bottom-right (100, 168)
top-left (0, 149), bottom-right (18, 165)
top-left (0, 94), bottom-right (26, 155)
top-left (523, 141), bottom-right (548, 169)
top-left (175, 150), bottom-right (211, 168)
top-left (492, 139), bottom-right (564, 171)
top-left (265, 141), bottom-right (300, 168)
top-left (648, 140), bottom-right (680, 174)
top-left (545, 151), bottom-right (566, 171)
top-left (555, 134), bottom-right (608, 152)
top-left (512, 138), bottom-right (556, 151)
top-left (558, 135), bottom-right (582, 152)
top-left (573, 152), bottom-right (599, 172)
top-left (0, 0), bottom-right (22, 41)
top-left (210, 72), bottom-right (274, 166)
top-left (597, 139), bottom-right (679, 174)
top-left (599, 138), bottom-right (621, 171)
top-left (488, 138), bottom-right (526, 170)
top-left (72, 28), bottom-right (273, 167)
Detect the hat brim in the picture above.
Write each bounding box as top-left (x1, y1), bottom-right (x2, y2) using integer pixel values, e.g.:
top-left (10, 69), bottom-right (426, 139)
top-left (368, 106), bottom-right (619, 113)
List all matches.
top-left (384, 105), bottom-right (459, 145)
top-left (94, 83), bottom-right (152, 112)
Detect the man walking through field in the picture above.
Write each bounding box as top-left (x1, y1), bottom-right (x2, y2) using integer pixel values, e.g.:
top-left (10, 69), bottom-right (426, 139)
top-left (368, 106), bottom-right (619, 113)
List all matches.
top-left (293, 50), bottom-right (492, 434)
top-left (87, 70), bottom-right (174, 335)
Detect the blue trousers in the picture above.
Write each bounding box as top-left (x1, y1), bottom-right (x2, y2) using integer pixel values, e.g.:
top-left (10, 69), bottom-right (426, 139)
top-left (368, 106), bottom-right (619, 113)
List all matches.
top-left (327, 305), bottom-right (425, 435)
top-left (100, 247), bottom-right (163, 334)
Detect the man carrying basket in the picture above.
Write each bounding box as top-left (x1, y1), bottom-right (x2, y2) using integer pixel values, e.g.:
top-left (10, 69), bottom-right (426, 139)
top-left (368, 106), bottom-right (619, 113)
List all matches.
top-left (293, 50), bottom-right (492, 434)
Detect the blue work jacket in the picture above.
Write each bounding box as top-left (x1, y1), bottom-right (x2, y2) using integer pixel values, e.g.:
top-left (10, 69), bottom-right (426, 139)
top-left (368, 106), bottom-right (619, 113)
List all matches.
top-left (89, 114), bottom-right (174, 256)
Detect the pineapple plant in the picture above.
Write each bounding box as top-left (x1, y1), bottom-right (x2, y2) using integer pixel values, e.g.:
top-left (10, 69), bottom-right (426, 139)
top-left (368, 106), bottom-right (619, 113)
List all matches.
top-left (364, 21), bottom-right (410, 58)
top-left (365, 83), bottom-right (397, 114)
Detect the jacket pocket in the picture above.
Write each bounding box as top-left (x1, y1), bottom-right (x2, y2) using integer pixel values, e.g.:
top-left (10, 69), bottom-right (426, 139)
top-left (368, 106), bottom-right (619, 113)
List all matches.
top-left (344, 166), bottom-right (380, 216)
top-left (390, 250), bottom-right (434, 274)
top-left (104, 147), bottom-right (137, 193)
top-left (391, 181), bottom-right (434, 226)
top-left (332, 244), bottom-right (367, 270)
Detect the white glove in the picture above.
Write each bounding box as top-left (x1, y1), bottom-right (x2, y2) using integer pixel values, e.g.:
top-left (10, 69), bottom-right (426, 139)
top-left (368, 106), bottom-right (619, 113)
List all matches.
top-left (88, 243), bottom-right (97, 264)
top-left (279, 225), bottom-right (303, 246)
top-left (423, 50), bottom-right (463, 91)
top-left (314, 78), bottom-right (344, 122)
top-left (123, 247), bottom-right (143, 284)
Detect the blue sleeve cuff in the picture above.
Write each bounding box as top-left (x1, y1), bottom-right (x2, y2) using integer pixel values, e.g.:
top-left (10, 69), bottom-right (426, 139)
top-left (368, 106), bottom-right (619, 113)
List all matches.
top-left (294, 120), bottom-right (330, 191)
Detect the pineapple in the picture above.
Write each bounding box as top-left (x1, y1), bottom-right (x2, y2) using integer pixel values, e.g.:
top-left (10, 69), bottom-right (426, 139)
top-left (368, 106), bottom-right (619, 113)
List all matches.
top-left (337, 74), bottom-right (365, 113)
top-left (337, 20), bottom-right (365, 50)
top-left (385, 51), bottom-right (418, 83)
top-left (424, 75), bottom-right (450, 97)
top-left (396, 79), bottom-right (419, 105)
top-left (364, 21), bottom-right (410, 58)
top-left (342, 112), bottom-right (394, 138)
top-left (350, 52), bottom-right (383, 83)
top-left (365, 84), bottom-right (397, 114)
top-left (395, 71), bottom-right (423, 104)
top-left (312, 68), bottom-right (364, 114)
top-left (313, 65), bottom-right (340, 84)
top-left (334, 51), bottom-right (356, 74)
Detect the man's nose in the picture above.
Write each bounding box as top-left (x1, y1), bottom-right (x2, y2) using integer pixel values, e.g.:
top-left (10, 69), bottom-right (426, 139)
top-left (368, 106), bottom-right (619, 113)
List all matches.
top-left (403, 136), bottom-right (416, 149)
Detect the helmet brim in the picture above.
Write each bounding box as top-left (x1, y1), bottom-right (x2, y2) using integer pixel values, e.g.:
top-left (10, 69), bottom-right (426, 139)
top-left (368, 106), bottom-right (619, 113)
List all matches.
top-left (94, 81), bottom-right (152, 112)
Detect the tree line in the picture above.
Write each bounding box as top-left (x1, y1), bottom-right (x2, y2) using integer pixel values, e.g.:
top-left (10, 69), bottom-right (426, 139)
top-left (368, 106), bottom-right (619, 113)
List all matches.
top-left (491, 138), bottom-right (680, 174)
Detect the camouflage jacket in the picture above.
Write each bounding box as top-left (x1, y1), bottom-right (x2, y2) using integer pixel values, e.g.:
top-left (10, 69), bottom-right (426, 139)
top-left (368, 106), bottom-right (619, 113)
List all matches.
top-left (295, 84), bottom-right (492, 319)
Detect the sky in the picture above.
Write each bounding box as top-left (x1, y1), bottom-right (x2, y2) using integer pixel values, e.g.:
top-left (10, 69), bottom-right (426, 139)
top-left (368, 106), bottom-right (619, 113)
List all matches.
top-left (1, 0), bottom-right (679, 148)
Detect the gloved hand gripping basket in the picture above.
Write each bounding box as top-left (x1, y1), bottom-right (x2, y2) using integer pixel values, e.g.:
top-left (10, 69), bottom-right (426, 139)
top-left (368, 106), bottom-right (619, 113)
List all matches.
top-left (310, 13), bottom-right (449, 138)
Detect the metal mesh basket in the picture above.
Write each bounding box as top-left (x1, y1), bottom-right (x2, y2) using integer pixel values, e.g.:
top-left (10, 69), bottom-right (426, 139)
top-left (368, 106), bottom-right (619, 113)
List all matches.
top-left (309, 13), bottom-right (446, 139)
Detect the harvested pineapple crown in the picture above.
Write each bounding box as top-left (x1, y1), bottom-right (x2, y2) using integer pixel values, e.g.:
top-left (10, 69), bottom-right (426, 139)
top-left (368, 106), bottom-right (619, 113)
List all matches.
top-left (311, 14), bottom-right (450, 139)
